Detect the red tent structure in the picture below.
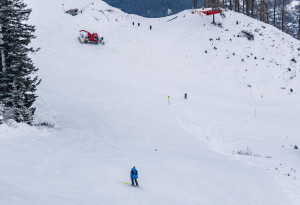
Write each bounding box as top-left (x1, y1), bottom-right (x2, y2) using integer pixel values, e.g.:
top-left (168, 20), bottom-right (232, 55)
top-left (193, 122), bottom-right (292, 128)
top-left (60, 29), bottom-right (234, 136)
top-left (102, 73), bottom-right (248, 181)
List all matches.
top-left (202, 9), bottom-right (222, 16)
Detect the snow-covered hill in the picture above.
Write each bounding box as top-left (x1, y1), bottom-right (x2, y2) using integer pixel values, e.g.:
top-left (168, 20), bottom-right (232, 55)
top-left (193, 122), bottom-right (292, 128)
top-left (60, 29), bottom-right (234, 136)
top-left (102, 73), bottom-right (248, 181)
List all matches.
top-left (0, 0), bottom-right (300, 204)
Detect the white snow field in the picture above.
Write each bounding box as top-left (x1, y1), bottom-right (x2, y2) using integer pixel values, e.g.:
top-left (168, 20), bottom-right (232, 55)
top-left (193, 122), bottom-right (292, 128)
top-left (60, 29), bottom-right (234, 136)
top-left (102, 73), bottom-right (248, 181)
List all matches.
top-left (1, 0), bottom-right (300, 204)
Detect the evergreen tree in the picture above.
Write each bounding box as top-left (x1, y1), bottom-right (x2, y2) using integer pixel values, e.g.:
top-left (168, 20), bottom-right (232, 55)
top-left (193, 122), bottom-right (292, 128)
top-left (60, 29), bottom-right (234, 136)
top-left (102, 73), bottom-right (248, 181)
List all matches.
top-left (0, 0), bottom-right (40, 125)
top-left (279, 0), bottom-right (291, 33)
top-left (259, 0), bottom-right (271, 23)
top-left (272, 0), bottom-right (277, 27)
top-left (245, 0), bottom-right (250, 16)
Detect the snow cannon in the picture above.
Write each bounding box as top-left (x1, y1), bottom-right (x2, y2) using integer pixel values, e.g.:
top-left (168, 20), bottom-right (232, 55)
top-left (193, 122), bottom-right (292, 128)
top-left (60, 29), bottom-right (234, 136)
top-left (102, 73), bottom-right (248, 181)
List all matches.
top-left (78, 30), bottom-right (105, 45)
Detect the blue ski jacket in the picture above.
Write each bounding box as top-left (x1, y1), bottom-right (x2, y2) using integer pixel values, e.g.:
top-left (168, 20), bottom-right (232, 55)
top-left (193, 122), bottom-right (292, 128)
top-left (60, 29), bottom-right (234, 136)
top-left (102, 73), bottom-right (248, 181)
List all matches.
top-left (130, 167), bottom-right (138, 179)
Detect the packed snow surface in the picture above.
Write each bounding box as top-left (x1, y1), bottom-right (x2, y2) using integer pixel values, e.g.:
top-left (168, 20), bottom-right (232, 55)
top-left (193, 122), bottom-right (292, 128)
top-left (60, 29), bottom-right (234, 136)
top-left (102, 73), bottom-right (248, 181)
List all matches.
top-left (1, 0), bottom-right (300, 204)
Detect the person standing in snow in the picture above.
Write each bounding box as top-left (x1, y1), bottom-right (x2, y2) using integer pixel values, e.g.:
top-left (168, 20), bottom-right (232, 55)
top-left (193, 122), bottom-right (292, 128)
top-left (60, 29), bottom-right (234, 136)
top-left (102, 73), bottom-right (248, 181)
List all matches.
top-left (130, 166), bottom-right (139, 187)
top-left (184, 93), bottom-right (187, 99)
top-left (132, 22), bottom-right (134, 26)
top-left (138, 22), bottom-right (140, 27)
top-left (150, 25), bottom-right (152, 30)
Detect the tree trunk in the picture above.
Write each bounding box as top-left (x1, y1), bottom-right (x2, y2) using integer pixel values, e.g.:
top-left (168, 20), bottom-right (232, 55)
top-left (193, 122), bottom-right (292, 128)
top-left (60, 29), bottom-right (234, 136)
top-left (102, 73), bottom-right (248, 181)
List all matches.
top-left (265, 1), bottom-right (269, 23)
top-left (213, 8), bottom-right (215, 24)
top-left (0, 24), bottom-right (6, 73)
top-left (251, 0), bottom-right (255, 17)
top-left (298, 14), bottom-right (300, 40)
top-left (235, 0), bottom-right (237, 11)
top-left (246, 0), bottom-right (249, 16)
top-left (193, 0), bottom-right (198, 9)
top-left (281, 0), bottom-right (285, 31)
top-left (273, 0), bottom-right (276, 27)
top-left (260, 0), bottom-right (263, 21)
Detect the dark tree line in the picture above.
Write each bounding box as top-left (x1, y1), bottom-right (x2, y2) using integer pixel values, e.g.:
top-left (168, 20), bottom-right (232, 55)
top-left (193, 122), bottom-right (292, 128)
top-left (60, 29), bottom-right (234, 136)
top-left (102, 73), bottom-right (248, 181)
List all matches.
top-left (103, 0), bottom-right (192, 17)
top-left (0, 0), bottom-right (40, 125)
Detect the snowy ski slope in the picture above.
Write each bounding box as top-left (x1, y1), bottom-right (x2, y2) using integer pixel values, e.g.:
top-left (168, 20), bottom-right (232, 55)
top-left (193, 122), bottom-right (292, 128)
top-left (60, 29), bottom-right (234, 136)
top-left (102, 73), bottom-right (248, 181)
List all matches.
top-left (0, 0), bottom-right (300, 204)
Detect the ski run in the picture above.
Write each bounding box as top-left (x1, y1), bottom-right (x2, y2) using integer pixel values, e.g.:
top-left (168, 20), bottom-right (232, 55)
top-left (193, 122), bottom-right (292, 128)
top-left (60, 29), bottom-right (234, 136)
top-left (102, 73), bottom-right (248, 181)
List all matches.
top-left (0, 0), bottom-right (300, 204)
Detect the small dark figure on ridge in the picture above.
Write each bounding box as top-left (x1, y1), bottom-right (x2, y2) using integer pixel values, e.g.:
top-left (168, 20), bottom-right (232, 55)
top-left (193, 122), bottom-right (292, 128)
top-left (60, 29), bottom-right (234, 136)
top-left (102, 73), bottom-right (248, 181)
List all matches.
top-left (184, 93), bottom-right (187, 99)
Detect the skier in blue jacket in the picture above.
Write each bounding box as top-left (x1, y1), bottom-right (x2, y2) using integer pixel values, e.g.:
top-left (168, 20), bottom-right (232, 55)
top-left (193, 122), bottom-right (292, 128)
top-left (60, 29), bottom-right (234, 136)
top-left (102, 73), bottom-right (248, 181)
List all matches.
top-left (130, 166), bottom-right (139, 187)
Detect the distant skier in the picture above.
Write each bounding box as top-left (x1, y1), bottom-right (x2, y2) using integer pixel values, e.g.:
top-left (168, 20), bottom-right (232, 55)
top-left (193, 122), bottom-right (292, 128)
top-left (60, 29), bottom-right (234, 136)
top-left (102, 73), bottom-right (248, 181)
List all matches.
top-left (150, 25), bottom-right (152, 30)
top-left (130, 166), bottom-right (139, 187)
top-left (132, 22), bottom-right (134, 26)
top-left (138, 22), bottom-right (140, 26)
top-left (184, 93), bottom-right (187, 99)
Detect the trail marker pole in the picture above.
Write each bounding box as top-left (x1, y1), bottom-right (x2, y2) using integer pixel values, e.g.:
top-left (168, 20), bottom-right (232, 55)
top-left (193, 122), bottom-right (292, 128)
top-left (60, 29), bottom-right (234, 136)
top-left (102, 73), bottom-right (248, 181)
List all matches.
top-left (168, 96), bottom-right (170, 105)
top-left (62, 3), bottom-right (65, 13)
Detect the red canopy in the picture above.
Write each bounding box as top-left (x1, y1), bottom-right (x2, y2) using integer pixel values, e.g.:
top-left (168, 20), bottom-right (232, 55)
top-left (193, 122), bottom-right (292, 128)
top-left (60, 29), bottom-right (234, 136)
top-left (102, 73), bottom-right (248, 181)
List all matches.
top-left (202, 9), bottom-right (222, 16)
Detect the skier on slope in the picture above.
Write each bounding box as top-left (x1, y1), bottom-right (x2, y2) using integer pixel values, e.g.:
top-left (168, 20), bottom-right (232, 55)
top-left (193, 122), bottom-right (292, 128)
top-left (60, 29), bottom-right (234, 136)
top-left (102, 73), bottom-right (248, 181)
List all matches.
top-left (130, 166), bottom-right (139, 187)
top-left (184, 93), bottom-right (187, 99)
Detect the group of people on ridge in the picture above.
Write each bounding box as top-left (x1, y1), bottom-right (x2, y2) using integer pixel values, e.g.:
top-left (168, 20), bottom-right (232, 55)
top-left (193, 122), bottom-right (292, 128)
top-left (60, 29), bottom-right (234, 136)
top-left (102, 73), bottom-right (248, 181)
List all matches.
top-left (132, 22), bottom-right (152, 30)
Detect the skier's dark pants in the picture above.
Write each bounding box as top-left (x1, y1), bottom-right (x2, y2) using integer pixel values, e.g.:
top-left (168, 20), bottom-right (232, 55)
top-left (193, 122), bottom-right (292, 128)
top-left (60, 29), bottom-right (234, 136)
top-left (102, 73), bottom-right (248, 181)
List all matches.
top-left (131, 178), bottom-right (138, 186)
